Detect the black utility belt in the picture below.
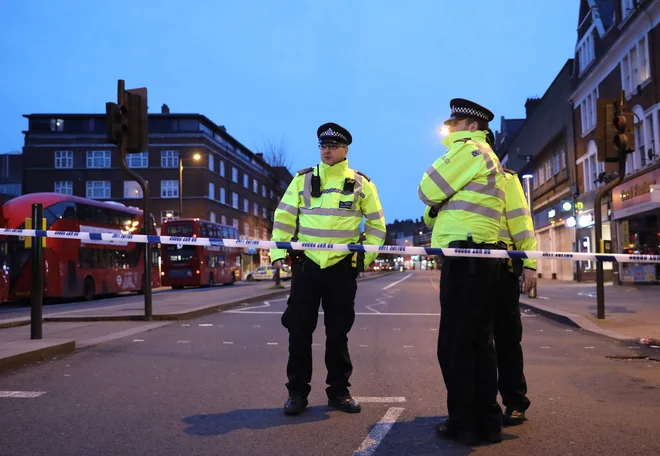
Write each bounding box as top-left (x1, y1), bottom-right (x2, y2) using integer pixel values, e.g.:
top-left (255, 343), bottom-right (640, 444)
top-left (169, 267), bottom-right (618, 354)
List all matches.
top-left (447, 240), bottom-right (501, 249)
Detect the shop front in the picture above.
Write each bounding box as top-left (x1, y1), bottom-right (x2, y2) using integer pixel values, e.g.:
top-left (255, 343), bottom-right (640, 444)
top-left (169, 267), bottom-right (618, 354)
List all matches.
top-left (532, 201), bottom-right (575, 281)
top-left (611, 167), bottom-right (660, 285)
top-left (573, 192), bottom-right (612, 282)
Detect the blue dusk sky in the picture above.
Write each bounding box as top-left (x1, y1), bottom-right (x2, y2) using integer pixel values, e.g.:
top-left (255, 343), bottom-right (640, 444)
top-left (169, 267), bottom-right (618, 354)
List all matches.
top-left (0, 0), bottom-right (578, 222)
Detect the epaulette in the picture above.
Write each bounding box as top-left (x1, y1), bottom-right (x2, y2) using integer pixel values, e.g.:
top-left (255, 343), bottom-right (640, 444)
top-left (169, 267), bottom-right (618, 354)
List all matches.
top-left (502, 167), bottom-right (517, 175)
top-left (355, 170), bottom-right (371, 182)
top-left (296, 167), bottom-right (313, 175)
top-left (454, 138), bottom-right (471, 143)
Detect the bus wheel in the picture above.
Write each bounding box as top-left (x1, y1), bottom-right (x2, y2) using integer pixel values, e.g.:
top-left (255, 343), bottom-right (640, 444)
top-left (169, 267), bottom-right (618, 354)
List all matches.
top-left (83, 277), bottom-right (95, 301)
top-left (208, 274), bottom-right (215, 288)
top-left (136, 275), bottom-right (145, 295)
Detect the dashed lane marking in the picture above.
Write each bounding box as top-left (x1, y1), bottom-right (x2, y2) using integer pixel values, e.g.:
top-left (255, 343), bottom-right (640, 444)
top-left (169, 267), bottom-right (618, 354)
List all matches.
top-left (353, 397), bottom-right (406, 403)
top-left (382, 273), bottom-right (413, 290)
top-left (0, 391), bottom-right (46, 398)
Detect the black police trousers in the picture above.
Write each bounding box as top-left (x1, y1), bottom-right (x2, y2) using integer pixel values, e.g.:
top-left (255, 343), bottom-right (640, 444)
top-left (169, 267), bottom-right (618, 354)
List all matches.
top-left (494, 266), bottom-right (531, 413)
top-left (281, 254), bottom-right (357, 399)
top-left (438, 256), bottom-right (502, 433)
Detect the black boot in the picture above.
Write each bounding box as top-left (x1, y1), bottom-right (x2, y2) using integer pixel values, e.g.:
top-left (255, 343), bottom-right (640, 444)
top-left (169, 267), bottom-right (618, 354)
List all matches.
top-left (284, 396), bottom-right (308, 415)
top-left (328, 395), bottom-right (361, 413)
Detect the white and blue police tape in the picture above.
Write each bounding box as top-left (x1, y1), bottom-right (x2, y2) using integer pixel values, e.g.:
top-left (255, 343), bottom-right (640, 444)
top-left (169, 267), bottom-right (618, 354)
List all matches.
top-left (2, 228), bottom-right (660, 264)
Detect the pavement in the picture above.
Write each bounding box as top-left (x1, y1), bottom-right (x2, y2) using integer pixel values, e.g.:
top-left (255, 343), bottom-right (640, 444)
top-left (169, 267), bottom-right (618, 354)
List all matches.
top-left (1, 271), bottom-right (659, 455)
top-left (0, 271), bottom-right (393, 374)
top-left (518, 278), bottom-right (660, 344)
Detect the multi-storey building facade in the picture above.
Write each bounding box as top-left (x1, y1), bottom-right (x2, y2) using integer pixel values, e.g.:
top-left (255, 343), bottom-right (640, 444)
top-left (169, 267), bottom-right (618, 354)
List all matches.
top-left (21, 105), bottom-right (292, 274)
top-left (0, 151), bottom-right (22, 203)
top-left (569, 0), bottom-right (660, 284)
top-left (496, 60), bottom-right (578, 281)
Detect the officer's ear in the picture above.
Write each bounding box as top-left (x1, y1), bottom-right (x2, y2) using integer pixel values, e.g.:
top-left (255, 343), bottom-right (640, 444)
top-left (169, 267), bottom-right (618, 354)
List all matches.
top-left (344, 146), bottom-right (349, 157)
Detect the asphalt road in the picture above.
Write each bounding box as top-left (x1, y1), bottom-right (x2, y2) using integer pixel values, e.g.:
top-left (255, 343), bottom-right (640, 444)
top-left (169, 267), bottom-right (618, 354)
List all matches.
top-left (1, 271), bottom-right (659, 455)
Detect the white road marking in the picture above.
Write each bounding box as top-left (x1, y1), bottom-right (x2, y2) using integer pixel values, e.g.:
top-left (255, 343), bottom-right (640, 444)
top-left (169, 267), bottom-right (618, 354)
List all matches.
top-left (403, 346), bottom-right (414, 348)
top-left (253, 325), bottom-right (261, 328)
top-left (360, 327), bottom-right (368, 330)
top-left (133, 339), bottom-right (144, 342)
top-left (267, 342), bottom-right (278, 345)
top-left (429, 328), bottom-right (437, 331)
top-left (428, 277), bottom-right (439, 291)
top-left (537, 329), bottom-right (544, 332)
top-left (177, 341), bottom-right (189, 344)
top-left (541, 346), bottom-right (551, 349)
top-left (521, 314), bottom-right (538, 318)
top-left (0, 391), bottom-right (46, 398)
top-left (198, 324), bottom-right (214, 327)
top-left (382, 273), bottom-right (412, 290)
top-left (181, 324), bottom-right (190, 327)
top-left (359, 345), bottom-right (368, 348)
top-left (353, 407), bottom-right (405, 456)
top-left (354, 397), bottom-right (406, 403)
top-left (365, 297), bottom-right (388, 314)
top-left (565, 329), bottom-right (573, 332)
top-left (226, 297), bottom-right (289, 313)
top-left (585, 346), bottom-right (595, 349)
top-left (393, 328), bottom-right (401, 331)
top-left (223, 341), bottom-right (234, 345)
top-left (312, 343), bottom-right (321, 346)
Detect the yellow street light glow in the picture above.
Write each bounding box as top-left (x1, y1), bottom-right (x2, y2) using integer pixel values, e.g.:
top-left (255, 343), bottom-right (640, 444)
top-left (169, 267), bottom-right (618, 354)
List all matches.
top-left (193, 153), bottom-right (201, 160)
top-left (440, 126), bottom-right (450, 136)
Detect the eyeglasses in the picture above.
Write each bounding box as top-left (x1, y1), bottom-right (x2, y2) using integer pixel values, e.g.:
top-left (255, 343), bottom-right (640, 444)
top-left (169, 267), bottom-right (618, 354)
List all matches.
top-left (318, 143), bottom-right (345, 150)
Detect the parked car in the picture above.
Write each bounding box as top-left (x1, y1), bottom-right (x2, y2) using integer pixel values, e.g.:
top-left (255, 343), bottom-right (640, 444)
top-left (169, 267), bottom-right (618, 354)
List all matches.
top-left (246, 265), bottom-right (292, 281)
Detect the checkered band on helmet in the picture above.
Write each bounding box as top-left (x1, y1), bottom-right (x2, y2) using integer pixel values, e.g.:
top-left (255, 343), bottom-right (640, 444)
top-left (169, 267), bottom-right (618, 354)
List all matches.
top-left (451, 106), bottom-right (491, 120)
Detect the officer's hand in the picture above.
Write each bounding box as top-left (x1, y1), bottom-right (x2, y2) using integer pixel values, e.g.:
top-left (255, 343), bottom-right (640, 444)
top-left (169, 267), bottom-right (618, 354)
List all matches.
top-left (272, 260), bottom-right (283, 270)
top-left (521, 269), bottom-right (536, 293)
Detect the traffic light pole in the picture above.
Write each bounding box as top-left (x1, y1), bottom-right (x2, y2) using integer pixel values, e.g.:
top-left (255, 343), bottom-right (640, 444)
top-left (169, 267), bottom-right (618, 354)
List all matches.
top-left (115, 80), bottom-right (153, 321)
top-left (593, 153), bottom-right (626, 319)
top-left (30, 203), bottom-right (43, 339)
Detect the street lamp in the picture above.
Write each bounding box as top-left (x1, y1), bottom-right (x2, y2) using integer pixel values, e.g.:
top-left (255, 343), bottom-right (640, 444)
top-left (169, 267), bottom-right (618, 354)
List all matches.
top-left (439, 126), bottom-right (450, 136)
top-left (179, 153), bottom-right (203, 217)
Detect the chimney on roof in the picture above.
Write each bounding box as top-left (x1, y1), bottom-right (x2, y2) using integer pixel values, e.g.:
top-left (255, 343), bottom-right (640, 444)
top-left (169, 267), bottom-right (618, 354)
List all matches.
top-left (525, 98), bottom-right (542, 119)
top-left (161, 104), bottom-right (170, 114)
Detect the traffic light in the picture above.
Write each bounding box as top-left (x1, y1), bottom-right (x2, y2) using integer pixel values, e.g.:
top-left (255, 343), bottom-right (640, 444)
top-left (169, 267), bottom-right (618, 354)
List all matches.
top-left (613, 111), bottom-right (635, 154)
top-left (596, 98), bottom-right (618, 162)
top-left (104, 88), bottom-right (148, 153)
top-left (125, 89), bottom-right (148, 153)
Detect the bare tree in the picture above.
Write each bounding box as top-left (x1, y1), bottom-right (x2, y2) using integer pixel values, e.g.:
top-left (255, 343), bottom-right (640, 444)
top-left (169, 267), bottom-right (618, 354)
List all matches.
top-left (259, 137), bottom-right (292, 170)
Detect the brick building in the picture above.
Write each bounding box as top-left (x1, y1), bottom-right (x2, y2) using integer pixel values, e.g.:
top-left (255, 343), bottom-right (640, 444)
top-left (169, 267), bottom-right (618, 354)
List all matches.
top-left (21, 105), bottom-right (292, 274)
top-left (568, 0), bottom-right (660, 284)
top-left (496, 60), bottom-right (578, 281)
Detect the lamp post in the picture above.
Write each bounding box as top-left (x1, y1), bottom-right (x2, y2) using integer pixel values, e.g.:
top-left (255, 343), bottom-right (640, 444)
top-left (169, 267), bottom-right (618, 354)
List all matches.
top-left (178, 153), bottom-right (202, 217)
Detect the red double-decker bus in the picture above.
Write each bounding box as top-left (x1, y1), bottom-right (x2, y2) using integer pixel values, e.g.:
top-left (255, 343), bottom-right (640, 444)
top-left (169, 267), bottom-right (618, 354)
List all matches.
top-left (160, 218), bottom-right (241, 288)
top-left (2, 193), bottom-right (161, 302)
top-left (0, 204), bottom-right (10, 304)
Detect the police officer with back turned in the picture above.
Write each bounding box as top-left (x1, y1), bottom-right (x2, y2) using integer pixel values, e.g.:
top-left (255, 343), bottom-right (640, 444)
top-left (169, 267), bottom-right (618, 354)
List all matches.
top-left (419, 99), bottom-right (506, 445)
top-left (270, 122), bottom-right (387, 416)
top-left (493, 145), bottom-right (537, 426)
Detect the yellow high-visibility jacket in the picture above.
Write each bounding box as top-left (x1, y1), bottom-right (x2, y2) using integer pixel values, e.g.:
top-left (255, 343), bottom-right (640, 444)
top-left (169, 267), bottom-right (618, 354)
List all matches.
top-left (418, 130), bottom-right (505, 247)
top-left (498, 169), bottom-right (537, 271)
top-left (269, 159), bottom-right (386, 269)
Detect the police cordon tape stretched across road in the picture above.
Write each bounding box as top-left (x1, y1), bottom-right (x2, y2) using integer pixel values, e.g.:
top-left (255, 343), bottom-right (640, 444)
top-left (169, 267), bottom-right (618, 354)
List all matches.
top-left (2, 228), bottom-right (660, 264)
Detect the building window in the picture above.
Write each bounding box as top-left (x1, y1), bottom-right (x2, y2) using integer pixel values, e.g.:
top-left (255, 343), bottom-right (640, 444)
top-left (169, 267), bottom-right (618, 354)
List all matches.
top-left (553, 152), bottom-right (560, 175)
top-left (243, 198), bottom-right (249, 213)
top-left (621, 0), bottom-right (634, 21)
top-left (232, 192), bottom-right (238, 209)
top-left (253, 179), bottom-right (258, 193)
top-left (622, 36), bottom-right (651, 96)
top-left (161, 210), bottom-right (180, 223)
top-left (209, 182), bottom-right (215, 199)
top-left (262, 184), bottom-right (266, 197)
top-left (209, 212), bottom-right (216, 223)
top-left (253, 202), bottom-right (258, 216)
top-left (580, 87), bottom-right (598, 135)
top-left (580, 141), bottom-right (605, 193)
top-left (254, 226), bottom-right (259, 239)
top-left (220, 161), bottom-right (225, 177)
top-left (124, 181), bottom-right (144, 199)
top-left (577, 25), bottom-right (595, 74)
top-left (270, 189), bottom-right (275, 199)
top-left (50, 119), bottom-right (64, 132)
top-left (161, 150), bottom-right (179, 168)
top-left (208, 154), bottom-right (214, 172)
top-left (262, 207), bottom-right (267, 219)
top-left (54, 181), bottom-right (73, 195)
top-left (54, 151), bottom-right (73, 169)
top-left (560, 146), bottom-right (566, 169)
top-left (233, 218), bottom-right (239, 230)
top-left (127, 152), bottom-right (148, 168)
top-left (86, 150), bottom-right (111, 168)
top-left (220, 187), bottom-right (226, 204)
top-left (161, 180), bottom-right (179, 198)
top-left (86, 181), bottom-right (110, 199)
top-left (232, 167), bottom-right (238, 183)
top-left (243, 174), bottom-right (249, 188)
top-left (221, 215), bottom-right (227, 225)
top-left (545, 159), bottom-right (552, 179)
top-left (244, 223), bottom-right (250, 238)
